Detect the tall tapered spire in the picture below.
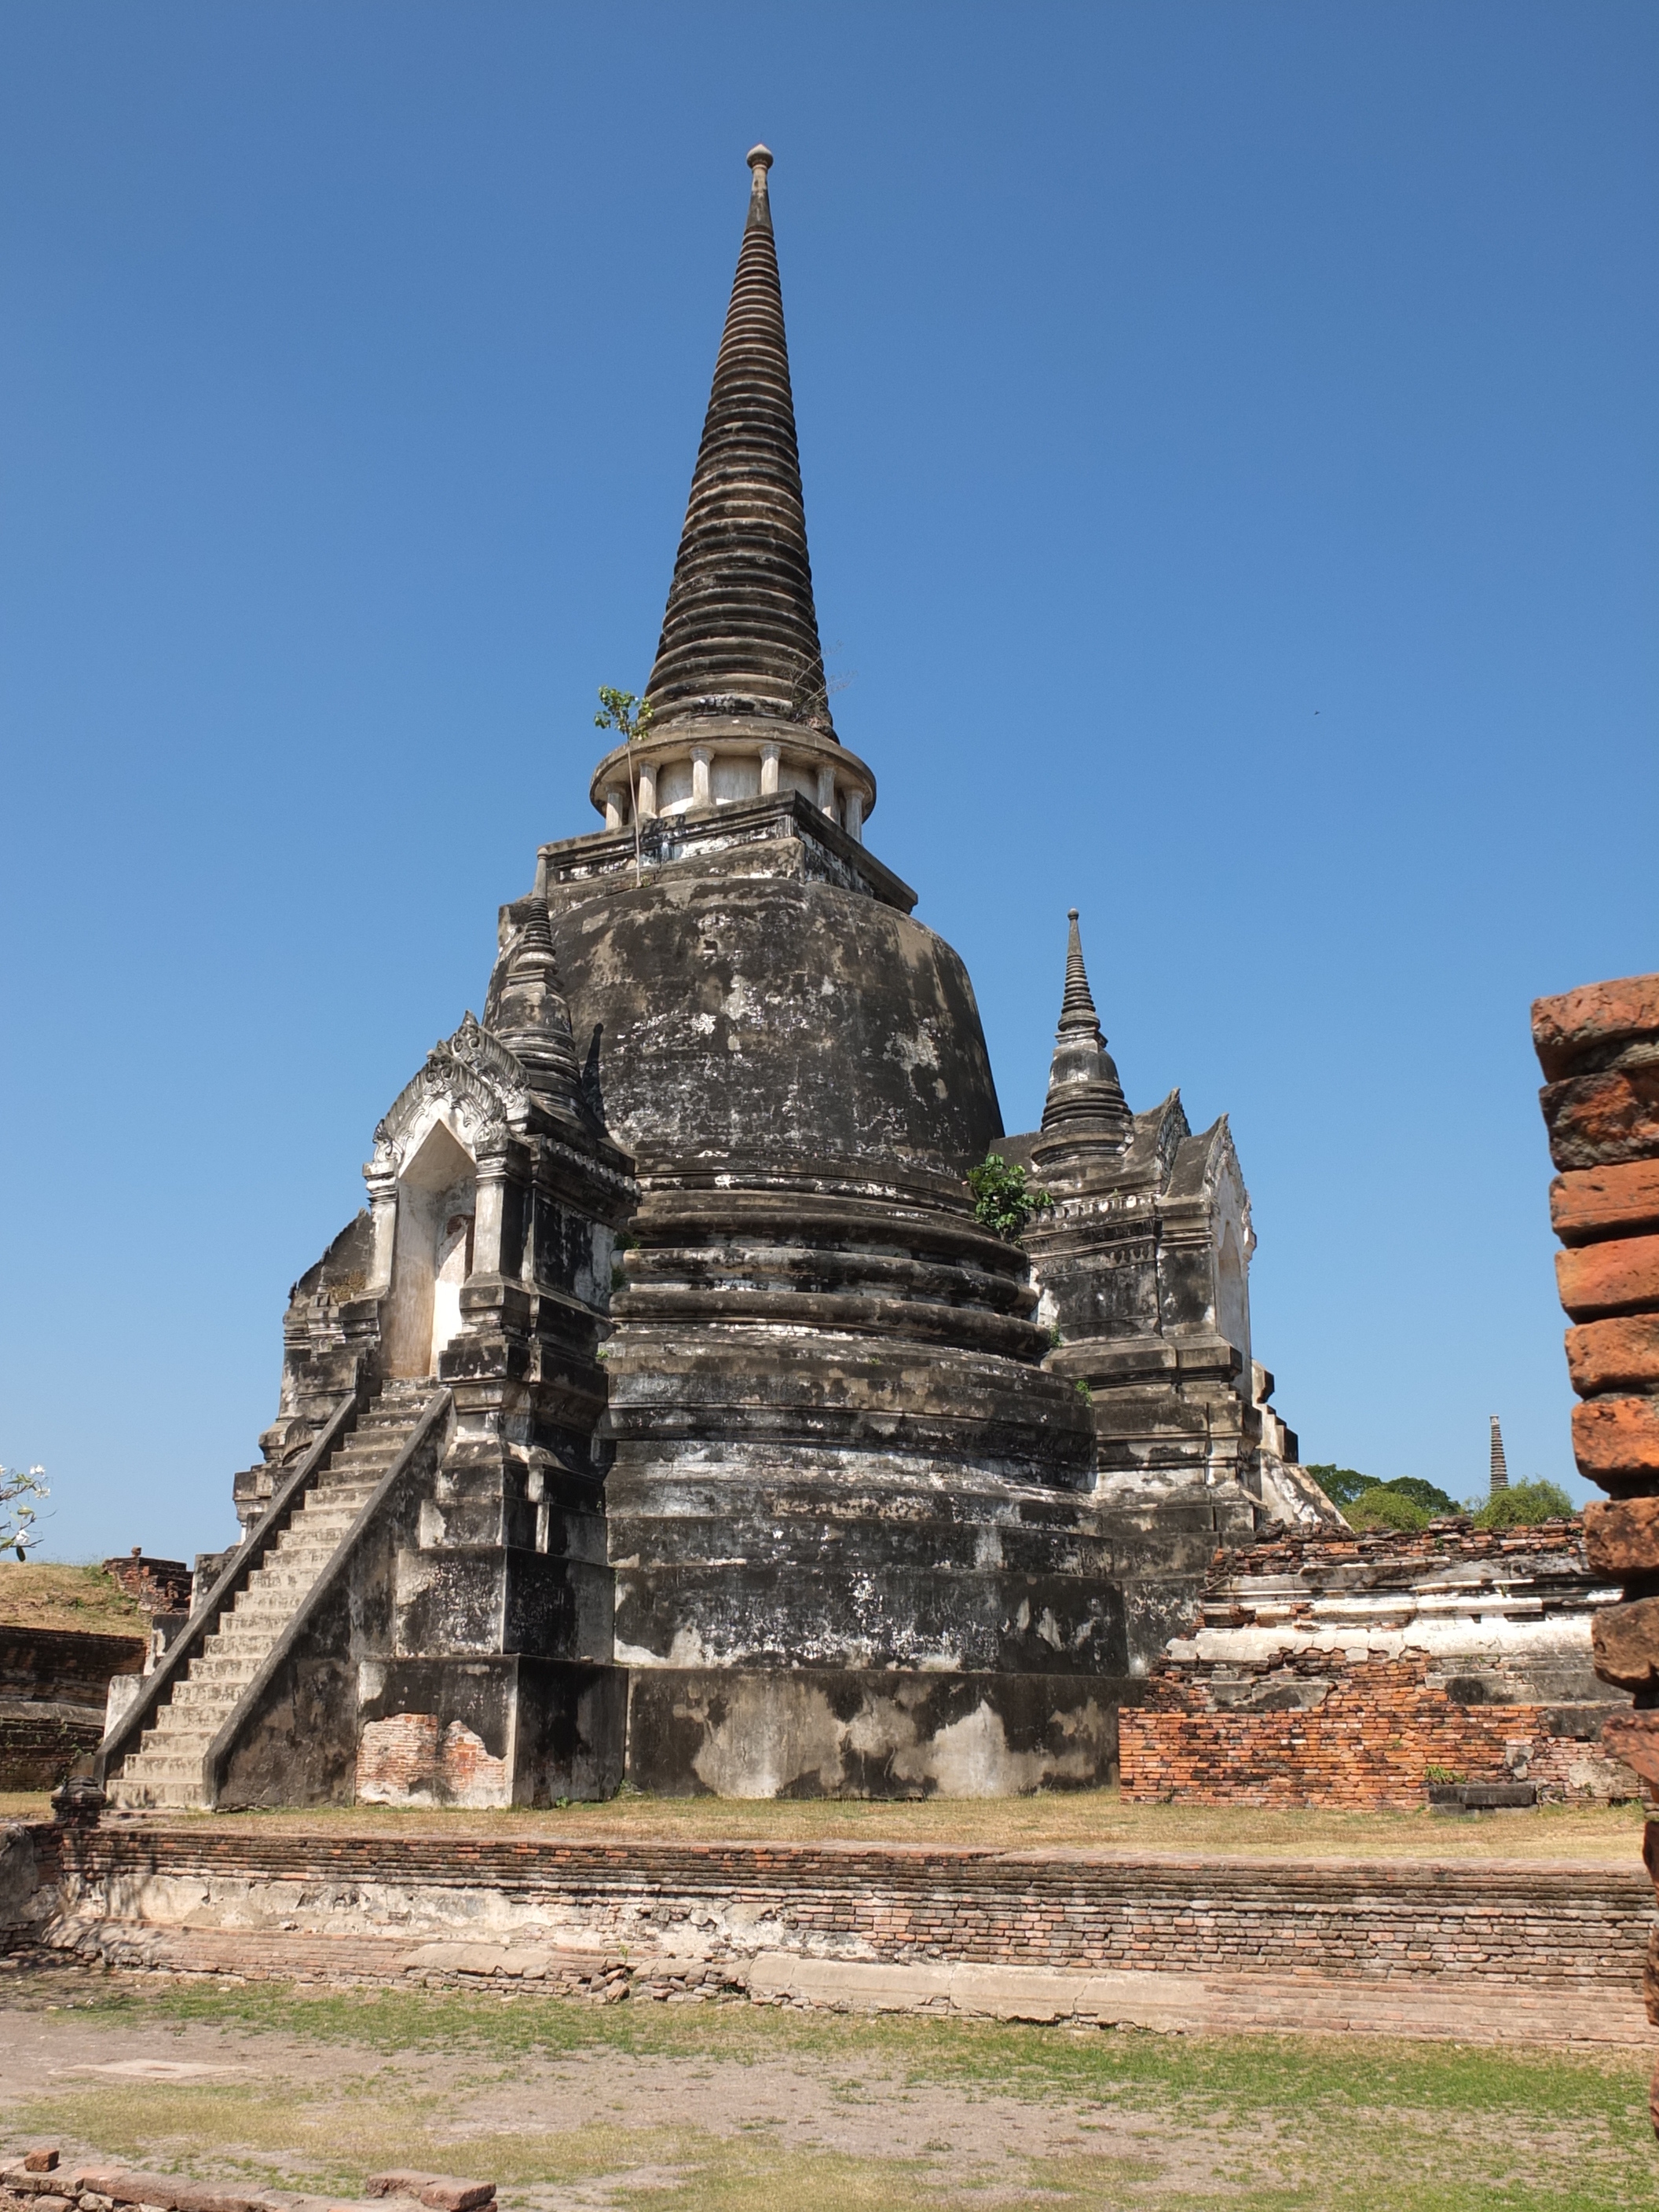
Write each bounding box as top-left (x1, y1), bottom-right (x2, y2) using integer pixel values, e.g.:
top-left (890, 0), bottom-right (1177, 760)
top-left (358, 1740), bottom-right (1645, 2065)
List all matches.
top-left (1040, 911), bottom-right (1133, 1145)
top-left (643, 145), bottom-right (834, 738)
top-left (1489, 1415), bottom-right (1510, 1495)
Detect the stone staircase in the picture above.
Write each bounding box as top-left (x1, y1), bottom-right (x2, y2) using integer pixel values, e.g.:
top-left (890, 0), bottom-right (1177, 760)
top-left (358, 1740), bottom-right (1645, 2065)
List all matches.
top-left (107, 1382), bottom-right (438, 1810)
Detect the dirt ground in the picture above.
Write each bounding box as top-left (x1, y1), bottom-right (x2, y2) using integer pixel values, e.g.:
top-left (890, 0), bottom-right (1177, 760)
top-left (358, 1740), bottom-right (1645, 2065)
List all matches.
top-left (1, 1961), bottom-right (1654, 2210)
top-left (1, 1787), bottom-right (1646, 1862)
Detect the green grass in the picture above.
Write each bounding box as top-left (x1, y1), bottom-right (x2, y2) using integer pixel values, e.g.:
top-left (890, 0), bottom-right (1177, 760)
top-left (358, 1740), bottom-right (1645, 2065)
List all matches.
top-left (6, 1979), bottom-right (1656, 2210)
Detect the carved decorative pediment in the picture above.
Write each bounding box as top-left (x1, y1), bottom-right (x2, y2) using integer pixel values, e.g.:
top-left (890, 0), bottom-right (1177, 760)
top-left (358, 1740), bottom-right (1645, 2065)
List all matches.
top-left (372, 1011), bottom-right (530, 1170)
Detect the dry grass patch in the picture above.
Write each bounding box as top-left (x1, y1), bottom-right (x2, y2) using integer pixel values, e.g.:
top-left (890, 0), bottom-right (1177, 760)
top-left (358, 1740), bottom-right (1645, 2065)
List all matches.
top-left (0, 1561), bottom-right (146, 1635)
top-left (59, 1785), bottom-right (1650, 1862)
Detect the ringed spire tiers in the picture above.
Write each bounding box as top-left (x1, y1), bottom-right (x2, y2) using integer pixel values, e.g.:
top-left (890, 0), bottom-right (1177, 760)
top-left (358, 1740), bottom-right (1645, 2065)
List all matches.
top-left (587, 147), bottom-right (876, 844)
top-left (643, 144), bottom-right (834, 737)
top-left (1040, 910), bottom-right (1134, 1146)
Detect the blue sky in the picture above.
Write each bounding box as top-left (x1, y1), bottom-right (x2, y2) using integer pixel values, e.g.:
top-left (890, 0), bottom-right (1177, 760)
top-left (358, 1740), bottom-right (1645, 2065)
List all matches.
top-left (2, 2), bottom-right (1654, 1561)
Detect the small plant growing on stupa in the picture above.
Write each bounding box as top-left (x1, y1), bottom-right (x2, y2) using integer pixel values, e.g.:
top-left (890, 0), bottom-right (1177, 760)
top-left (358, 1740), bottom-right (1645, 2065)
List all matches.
top-left (966, 1153), bottom-right (1053, 1242)
top-left (594, 687), bottom-right (654, 743)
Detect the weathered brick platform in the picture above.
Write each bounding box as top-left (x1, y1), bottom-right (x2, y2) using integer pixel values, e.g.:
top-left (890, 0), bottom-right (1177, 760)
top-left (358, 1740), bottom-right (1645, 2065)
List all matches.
top-left (7, 1821), bottom-right (1654, 2045)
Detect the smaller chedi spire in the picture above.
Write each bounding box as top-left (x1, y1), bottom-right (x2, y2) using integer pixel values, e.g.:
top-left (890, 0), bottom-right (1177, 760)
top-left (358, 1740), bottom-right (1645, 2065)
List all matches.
top-left (1040, 910), bottom-right (1134, 1147)
top-left (492, 897), bottom-right (581, 1098)
top-left (1489, 1414), bottom-right (1510, 1495)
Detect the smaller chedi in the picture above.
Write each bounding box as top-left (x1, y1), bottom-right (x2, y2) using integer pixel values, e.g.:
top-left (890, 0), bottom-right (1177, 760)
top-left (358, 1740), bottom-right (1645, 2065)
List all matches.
top-left (99, 147), bottom-right (1312, 1811)
top-left (998, 911), bottom-right (1332, 1660)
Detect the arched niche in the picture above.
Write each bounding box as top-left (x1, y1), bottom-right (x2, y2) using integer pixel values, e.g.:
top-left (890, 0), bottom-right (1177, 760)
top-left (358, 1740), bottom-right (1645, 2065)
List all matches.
top-left (383, 1117), bottom-right (478, 1380)
top-left (1215, 1215), bottom-right (1251, 1377)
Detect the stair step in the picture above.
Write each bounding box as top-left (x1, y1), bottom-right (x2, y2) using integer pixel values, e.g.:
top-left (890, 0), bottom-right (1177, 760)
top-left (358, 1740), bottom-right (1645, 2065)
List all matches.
top-left (107, 1386), bottom-right (442, 1805)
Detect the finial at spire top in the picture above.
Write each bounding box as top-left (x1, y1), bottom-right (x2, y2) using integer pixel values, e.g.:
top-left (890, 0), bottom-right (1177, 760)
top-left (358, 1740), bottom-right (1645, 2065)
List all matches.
top-left (745, 144), bottom-right (774, 233)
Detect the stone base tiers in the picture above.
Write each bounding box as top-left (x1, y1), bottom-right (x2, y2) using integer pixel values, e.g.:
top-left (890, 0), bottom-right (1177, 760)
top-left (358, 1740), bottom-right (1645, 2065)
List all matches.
top-left (607, 1448), bottom-right (1128, 1686)
top-left (1096, 1481), bottom-right (1264, 1673)
top-left (621, 1667), bottom-right (1137, 1798)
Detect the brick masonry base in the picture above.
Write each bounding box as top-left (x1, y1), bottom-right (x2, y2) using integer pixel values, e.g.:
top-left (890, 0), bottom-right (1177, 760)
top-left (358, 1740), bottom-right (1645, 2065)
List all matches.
top-left (6, 1822), bottom-right (1654, 2047)
top-left (1120, 1650), bottom-right (1617, 1809)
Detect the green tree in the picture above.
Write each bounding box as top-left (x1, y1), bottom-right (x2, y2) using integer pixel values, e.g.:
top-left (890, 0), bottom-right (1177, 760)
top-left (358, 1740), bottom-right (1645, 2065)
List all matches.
top-left (1303, 1464), bottom-right (1372, 1508)
top-left (965, 1154), bottom-right (1053, 1242)
top-left (1346, 1486), bottom-right (1433, 1534)
top-left (1472, 1478), bottom-right (1574, 1530)
top-left (1378, 1475), bottom-right (1459, 1516)
top-left (1306, 1467), bottom-right (1459, 1518)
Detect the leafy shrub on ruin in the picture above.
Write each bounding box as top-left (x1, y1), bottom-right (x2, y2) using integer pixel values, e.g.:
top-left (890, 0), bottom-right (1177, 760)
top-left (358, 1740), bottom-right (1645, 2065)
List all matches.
top-left (0, 1462), bottom-right (48, 1560)
top-left (965, 1153), bottom-right (1053, 1242)
top-left (593, 687), bottom-right (654, 743)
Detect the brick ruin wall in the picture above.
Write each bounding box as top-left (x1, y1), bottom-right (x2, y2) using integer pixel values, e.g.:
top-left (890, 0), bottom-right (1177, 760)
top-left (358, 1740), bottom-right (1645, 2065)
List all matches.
top-left (1528, 971), bottom-right (1659, 2118)
top-left (1122, 1647), bottom-right (1613, 1810)
top-left (0, 1629), bottom-right (146, 1793)
top-left (1119, 1522), bottom-right (1631, 1809)
top-left (5, 1823), bottom-right (1649, 1996)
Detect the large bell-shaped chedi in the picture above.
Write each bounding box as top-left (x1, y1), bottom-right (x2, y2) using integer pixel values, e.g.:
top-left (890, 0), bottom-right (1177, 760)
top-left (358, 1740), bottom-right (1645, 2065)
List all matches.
top-left (490, 148), bottom-right (1131, 1796)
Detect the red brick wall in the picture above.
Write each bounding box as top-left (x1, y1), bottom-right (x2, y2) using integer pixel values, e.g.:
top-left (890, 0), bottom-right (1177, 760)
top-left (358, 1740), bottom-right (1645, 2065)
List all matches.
top-left (1119, 1650), bottom-right (1595, 1809)
top-left (35, 1824), bottom-right (1651, 1991)
top-left (1117, 1521), bottom-right (1624, 1809)
top-left (354, 1714), bottom-right (508, 1804)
